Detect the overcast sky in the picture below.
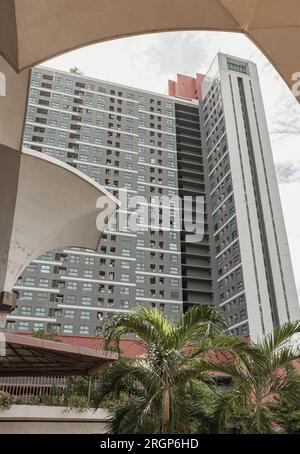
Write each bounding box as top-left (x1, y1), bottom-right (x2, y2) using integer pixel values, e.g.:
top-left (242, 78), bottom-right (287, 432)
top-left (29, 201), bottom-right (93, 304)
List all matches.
top-left (45, 31), bottom-right (300, 298)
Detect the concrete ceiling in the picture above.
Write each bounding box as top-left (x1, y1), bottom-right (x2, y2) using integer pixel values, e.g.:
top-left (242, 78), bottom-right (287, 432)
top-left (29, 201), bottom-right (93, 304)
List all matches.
top-left (0, 0), bottom-right (299, 95)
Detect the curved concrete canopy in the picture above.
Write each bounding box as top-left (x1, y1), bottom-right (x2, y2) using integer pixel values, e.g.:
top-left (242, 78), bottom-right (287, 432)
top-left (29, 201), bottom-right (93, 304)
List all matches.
top-left (0, 147), bottom-right (118, 293)
top-left (0, 0), bottom-right (300, 95)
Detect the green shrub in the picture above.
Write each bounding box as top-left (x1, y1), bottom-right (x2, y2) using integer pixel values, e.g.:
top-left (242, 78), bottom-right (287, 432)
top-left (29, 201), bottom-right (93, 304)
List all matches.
top-left (0, 391), bottom-right (16, 410)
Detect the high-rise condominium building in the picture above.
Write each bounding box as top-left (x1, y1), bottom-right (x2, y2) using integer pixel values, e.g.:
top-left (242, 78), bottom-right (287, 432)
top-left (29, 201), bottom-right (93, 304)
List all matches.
top-left (7, 53), bottom-right (299, 340)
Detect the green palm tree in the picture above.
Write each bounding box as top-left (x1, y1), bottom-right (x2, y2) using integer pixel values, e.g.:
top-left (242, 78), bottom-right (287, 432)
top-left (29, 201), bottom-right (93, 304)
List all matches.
top-left (95, 306), bottom-right (259, 434)
top-left (270, 395), bottom-right (300, 433)
top-left (207, 321), bottom-right (300, 433)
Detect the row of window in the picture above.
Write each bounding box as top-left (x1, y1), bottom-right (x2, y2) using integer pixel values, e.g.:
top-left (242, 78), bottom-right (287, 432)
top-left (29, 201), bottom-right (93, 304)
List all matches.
top-left (8, 319), bottom-right (91, 335)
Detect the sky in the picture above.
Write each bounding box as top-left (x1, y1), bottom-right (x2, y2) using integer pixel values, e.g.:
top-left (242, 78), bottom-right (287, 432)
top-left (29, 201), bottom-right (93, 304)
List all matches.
top-left (44, 30), bottom-right (300, 297)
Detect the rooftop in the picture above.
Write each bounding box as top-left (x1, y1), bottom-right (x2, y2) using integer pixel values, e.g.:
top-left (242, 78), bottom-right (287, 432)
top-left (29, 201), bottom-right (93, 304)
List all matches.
top-left (0, 332), bottom-right (117, 377)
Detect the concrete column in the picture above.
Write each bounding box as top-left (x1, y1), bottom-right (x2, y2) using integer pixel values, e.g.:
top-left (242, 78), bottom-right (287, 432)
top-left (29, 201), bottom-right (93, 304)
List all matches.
top-left (0, 312), bottom-right (7, 329)
top-left (0, 292), bottom-right (17, 328)
top-left (0, 56), bottom-right (30, 324)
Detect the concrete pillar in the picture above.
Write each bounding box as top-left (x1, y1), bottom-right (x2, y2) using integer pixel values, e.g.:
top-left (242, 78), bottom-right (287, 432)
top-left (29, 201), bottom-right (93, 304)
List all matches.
top-left (0, 56), bottom-right (30, 325)
top-left (0, 313), bottom-right (7, 329)
top-left (0, 292), bottom-right (17, 328)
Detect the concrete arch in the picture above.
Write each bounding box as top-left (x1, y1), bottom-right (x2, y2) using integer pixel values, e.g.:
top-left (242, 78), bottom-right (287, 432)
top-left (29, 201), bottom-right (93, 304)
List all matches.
top-left (1, 147), bottom-right (118, 294)
top-left (1, 0), bottom-right (300, 95)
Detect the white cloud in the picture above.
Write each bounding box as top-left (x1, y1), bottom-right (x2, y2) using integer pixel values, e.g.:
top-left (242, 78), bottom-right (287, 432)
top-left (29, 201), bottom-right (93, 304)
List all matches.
top-left (276, 161), bottom-right (300, 184)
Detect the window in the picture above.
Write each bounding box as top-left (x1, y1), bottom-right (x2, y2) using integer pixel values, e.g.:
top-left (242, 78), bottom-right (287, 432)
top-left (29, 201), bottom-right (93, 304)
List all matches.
top-left (121, 274), bottom-right (130, 282)
top-left (18, 321), bottom-right (30, 331)
top-left (66, 295), bottom-right (76, 304)
top-left (65, 309), bottom-right (75, 319)
top-left (24, 277), bottom-right (35, 287)
top-left (227, 61), bottom-right (247, 74)
top-left (6, 321), bottom-right (15, 330)
top-left (26, 263), bottom-right (37, 273)
top-left (80, 311), bottom-right (90, 320)
top-left (240, 309), bottom-right (247, 320)
top-left (79, 325), bottom-right (90, 335)
top-left (81, 296), bottom-right (92, 306)
top-left (239, 294), bottom-right (245, 305)
top-left (41, 265), bottom-right (51, 273)
top-left (121, 261), bottom-right (130, 269)
top-left (63, 324), bottom-right (74, 334)
top-left (241, 324), bottom-right (248, 334)
top-left (33, 322), bottom-right (44, 331)
top-left (37, 292), bottom-right (48, 301)
top-left (237, 281), bottom-right (243, 290)
top-left (83, 283), bottom-right (93, 292)
top-left (21, 306), bottom-right (32, 316)
top-left (85, 257), bottom-right (94, 265)
top-left (22, 291), bottom-right (34, 300)
top-left (35, 307), bottom-right (46, 317)
top-left (170, 279), bottom-right (179, 287)
top-left (68, 268), bottom-right (79, 277)
top-left (70, 255), bottom-right (80, 264)
top-left (120, 300), bottom-right (129, 309)
top-left (67, 281), bottom-right (77, 290)
top-left (39, 278), bottom-right (49, 288)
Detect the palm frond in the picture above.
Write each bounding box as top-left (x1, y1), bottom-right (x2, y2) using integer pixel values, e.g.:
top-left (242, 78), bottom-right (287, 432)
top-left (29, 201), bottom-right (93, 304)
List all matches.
top-left (97, 309), bottom-right (171, 351)
top-left (108, 396), bottom-right (160, 434)
top-left (174, 306), bottom-right (227, 349)
top-left (189, 333), bottom-right (262, 364)
top-left (260, 321), bottom-right (300, 354)
top-left (270, 365), bottom-right (300, 405)
top-left (94, 359), bottom-right (160, 407)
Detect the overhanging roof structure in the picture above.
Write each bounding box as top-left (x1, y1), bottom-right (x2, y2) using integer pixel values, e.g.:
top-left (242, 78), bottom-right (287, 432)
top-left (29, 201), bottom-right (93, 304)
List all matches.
top-left (0, 0), bottom-right (300, 96)
top-left (0, 332), bottom-right (118, 377)
top-left (0, 147), bottom-right (119, 294)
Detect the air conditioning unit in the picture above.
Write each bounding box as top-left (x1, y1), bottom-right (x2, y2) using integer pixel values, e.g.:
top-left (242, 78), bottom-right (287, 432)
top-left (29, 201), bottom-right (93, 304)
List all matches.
top-left (0, 292), bottom-right (17, 313)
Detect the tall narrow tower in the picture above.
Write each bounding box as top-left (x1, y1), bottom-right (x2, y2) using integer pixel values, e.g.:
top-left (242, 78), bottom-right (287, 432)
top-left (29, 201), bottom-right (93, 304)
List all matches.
top-left (200, 53), bottom-right (300, 339)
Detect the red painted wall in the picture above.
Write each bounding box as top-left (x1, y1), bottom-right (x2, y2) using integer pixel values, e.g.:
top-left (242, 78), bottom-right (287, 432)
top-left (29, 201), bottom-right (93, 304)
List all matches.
top-left (168, 73), bottom-right (205, 100)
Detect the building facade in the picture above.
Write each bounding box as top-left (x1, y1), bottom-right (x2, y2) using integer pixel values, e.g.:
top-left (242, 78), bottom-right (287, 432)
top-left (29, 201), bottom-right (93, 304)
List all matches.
top-left (7, 53), bottom-right (300, 340)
